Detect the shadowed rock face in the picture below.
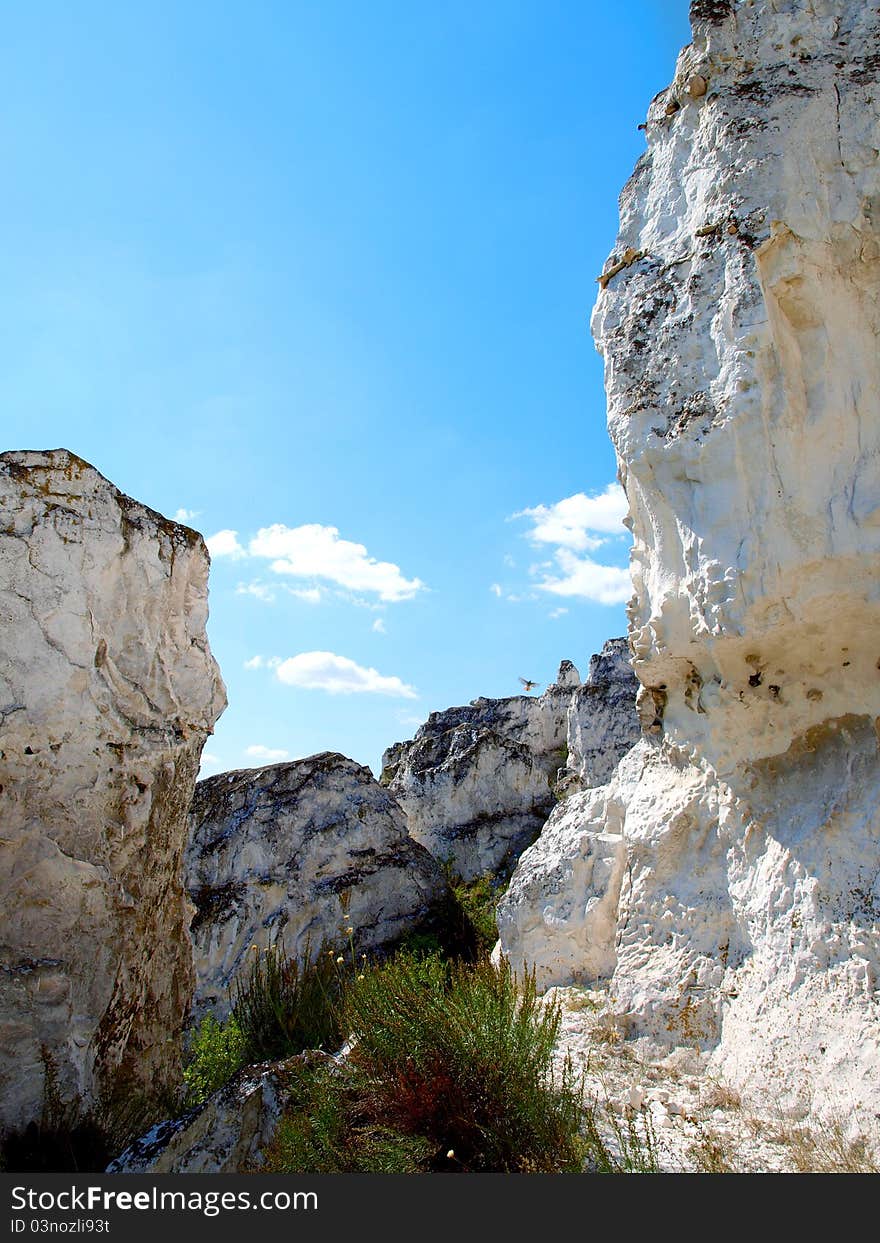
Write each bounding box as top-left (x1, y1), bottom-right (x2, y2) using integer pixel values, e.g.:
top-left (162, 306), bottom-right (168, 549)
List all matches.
top-left (0, 449), bottom-right (226, 1134)
top-left (500, 1), bottom-right (880, 1127)
top-left (562, 639), bottom-right (641, 792)
top-left (381, 646), bottom-right (639, 882)
top-left (186, 753), bottom-right (446, 1016)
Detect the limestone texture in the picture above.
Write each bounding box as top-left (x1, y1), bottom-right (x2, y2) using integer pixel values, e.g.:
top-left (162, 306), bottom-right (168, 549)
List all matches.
top-left (381, 648), bottom-right (638, 881)
top-left (0, 449), bottom-right (226, 1134)
top-left (500, 0), bottom-right (880, 1126)
top-left (186, 753), bottom-right (445, 1015)
top-left (107, 1054), bottom-right (318, 1174)
top-left (562, 639), bottom-right (641, 793)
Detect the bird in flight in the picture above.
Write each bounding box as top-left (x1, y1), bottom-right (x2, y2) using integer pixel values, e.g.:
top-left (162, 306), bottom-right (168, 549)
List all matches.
top-left (519, 677), bottom-right (540, 693)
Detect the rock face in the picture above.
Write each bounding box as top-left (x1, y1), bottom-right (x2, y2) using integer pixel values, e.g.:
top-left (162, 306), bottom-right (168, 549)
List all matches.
top-left (186, 753), bottom-right (446, 1015)
top-left (0, 450), bottom-right (226, 1135)
top-left (381, 649), bottom-right (639, 881)
top-left (500, 1), bottom-right (880, 1125)
top-left (563, 639), bottom-right (641, 792)
top-left (107, 1054), bottom-right (315, 1174)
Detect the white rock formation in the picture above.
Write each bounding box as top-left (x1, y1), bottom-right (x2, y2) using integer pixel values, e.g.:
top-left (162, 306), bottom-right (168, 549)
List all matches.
top-left (108, 1054), bottom-right (317, 1174)
top-left (381, 650), bottom-right (638, 881)
top-left (500, 0), bottom-right (880, 1127)
top-left (186, 753), bottom-right (445, 1015)
top-left (563, 639), bottom-right (641, 792)
top-left (0, 449), bottom-right (226, 1135)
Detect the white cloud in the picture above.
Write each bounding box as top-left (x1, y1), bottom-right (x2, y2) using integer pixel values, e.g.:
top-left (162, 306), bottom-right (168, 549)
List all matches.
top-left (174, 507), bottom-right (201, 523)
top-left (274, 651), bottom-right (417, 699)
top-left (198, 751), bottom-right (222, 775)
top-left (236, 581), bottom-right (276, 603)
top-left (245, 744), bottom-right (290, 763)
top-left (372, 617), bottom-right (386, 633)
top-left (489, 583), bottom-right (503, 597)
top-left (549, 607), bottom-right (569, 619)
top-left (511, 482), bottom-right (631, 607)
top-left (538, 550), bottom-right (632, 605)
top-left (244, 655), bottom-right (281, 670)
top-left (207, 529), bottom-right (246, 559)
top-left (248, 524), bottom-right (424, 602)
top-left (514, 483), bottom-right (628, 550)
top-left (288, 586), bottom-right (322, 604)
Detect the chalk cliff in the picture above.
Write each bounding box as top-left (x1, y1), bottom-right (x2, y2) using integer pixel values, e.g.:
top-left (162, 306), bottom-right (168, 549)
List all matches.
top-left (499, 0), bottom-right (880, 1125)
top-left (0, 450), bottom-right (225, 1133)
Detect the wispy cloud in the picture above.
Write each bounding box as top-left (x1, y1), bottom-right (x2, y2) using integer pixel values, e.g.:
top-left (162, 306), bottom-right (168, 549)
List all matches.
top-left (244, 655), bottom-right (281, 670)
top-left (236, 580), bottom-right (276, 603)
top-left (512, 483), bottom-right (631, 606)
top-left (274, 651), bottom-right (417, 698)
top-left (289, 586), bottom-right (323, 604)
top-left (548, 607), bottom-right (569, 619)
top-left (372, 617), bottom-right (386, 634)
top-left (245, 744), bottom-right (290, 763)
top-left (207, 529), bottom-right (246, 559)
top-left (174, 507), bottom-right (201, 524)
top-left (489, 583), bottom-right (503, 598)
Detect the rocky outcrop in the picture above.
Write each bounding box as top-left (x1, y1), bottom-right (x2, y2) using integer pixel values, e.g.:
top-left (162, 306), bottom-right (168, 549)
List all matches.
top-left (562, 639), bottom-right (641, 792)
top-left (381, 650), bottom-right (639, 881)
top-left (186, 753), bottom-right (445, 1015)
top-left (108, 1054), bottom-right (317, 1173)
top-left (0, 450), bottom-right (226, 1135)
top-left (500, 1), bottom-right (880, 1126)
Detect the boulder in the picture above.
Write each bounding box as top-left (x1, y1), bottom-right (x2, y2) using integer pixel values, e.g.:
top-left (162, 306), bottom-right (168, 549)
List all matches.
top-left (186, 753), bottom-right (445, 1016)
top-left (107, 1055), bottom-right (316, 1173)
top-left (0, 449), bottom-right (225, 1135)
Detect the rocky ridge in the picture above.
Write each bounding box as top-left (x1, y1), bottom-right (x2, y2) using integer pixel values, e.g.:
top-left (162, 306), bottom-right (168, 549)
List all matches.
top-left (381, 645), bottom-right (639, 881)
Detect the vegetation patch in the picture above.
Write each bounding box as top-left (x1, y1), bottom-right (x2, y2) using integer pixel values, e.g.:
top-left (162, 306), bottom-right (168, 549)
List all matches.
top-left (231, 940), bottom-right (347, 1064)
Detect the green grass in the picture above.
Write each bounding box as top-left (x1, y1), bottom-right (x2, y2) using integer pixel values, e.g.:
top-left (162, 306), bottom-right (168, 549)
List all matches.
top-left (231, 941), bottom-right (346, 1064)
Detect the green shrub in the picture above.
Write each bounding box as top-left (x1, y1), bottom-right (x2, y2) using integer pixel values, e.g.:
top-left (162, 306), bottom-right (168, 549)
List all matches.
top-left (342, 954), bottom-right (586, 1172)
top-left (231, 942), bottom-right (346, 1064)
top-left (182, 1014), bottom-right (246, 1106)
top-left (263, 1061), bottom-right (434, 1174)
top-left (450, 873), bottom-right (499, 956)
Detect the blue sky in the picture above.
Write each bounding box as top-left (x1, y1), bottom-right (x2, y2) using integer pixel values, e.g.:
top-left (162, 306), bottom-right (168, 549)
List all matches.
top-left (0, 1), bottom-right (690, 774)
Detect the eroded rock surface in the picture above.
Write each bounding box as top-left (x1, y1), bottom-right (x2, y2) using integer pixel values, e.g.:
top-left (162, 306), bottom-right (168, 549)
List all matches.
top-left (562, 639), bottom-right (641, 792)
top-left (0, 449), bottom-right (226, 1134)
top-left (500, 0), bottom-right (880, 1128)
top-left (382, 648), bottom-right (638, 881)
top-left (186, 753), bottom-right (445, 1015)
top-left (107, 1054), bottom-right (316, 1174)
